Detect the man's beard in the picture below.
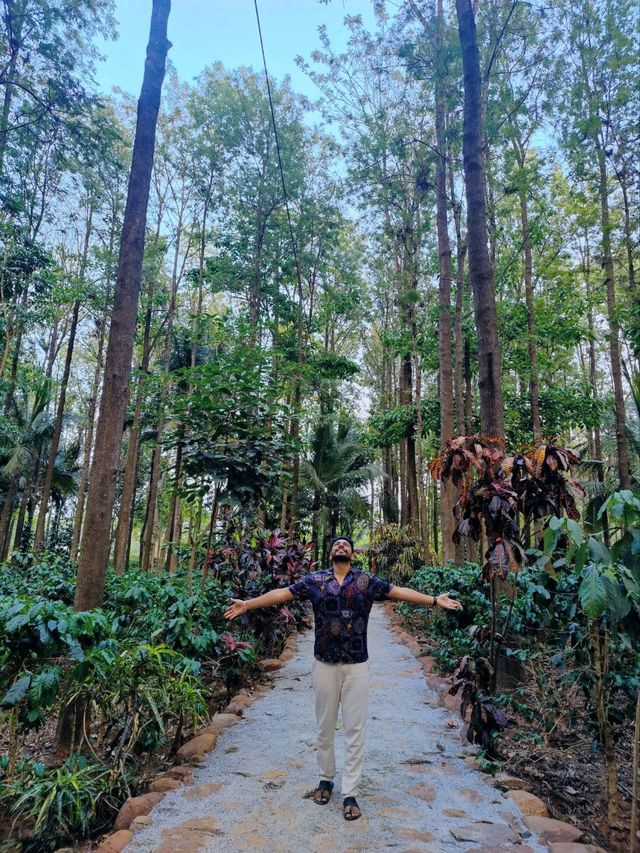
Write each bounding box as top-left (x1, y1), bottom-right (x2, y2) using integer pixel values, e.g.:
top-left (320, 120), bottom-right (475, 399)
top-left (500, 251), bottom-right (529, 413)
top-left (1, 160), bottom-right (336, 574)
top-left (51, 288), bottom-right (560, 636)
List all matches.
top-left (332, 554), bottom-right (351, 564)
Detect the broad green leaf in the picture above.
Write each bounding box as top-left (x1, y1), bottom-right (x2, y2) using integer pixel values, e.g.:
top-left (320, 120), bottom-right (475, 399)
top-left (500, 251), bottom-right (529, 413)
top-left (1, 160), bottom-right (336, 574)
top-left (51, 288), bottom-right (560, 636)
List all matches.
top-left (601, 575), bottom-right (631, 623)
top-left (579, 565), bottom-right (607, 618)
top-left (6, 614), bottom-right (29, 632)
top-left (566, 519), bottom-right (583, 545)
top-left (65, 638), bottom-right (84, 661)
top-left (574, 541), bottom-right (589, 575)
top-left (2, 675), bottom-right (31, 708)
top-left (587, 537), bottom-right (611, 566)
top-left (543, 526), bottom-right (558, 554)
top-left (620, 565), bottom-right (640, 603)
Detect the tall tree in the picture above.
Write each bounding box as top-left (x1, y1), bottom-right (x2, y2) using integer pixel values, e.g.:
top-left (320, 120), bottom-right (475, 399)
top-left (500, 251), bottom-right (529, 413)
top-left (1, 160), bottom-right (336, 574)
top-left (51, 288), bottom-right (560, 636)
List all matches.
top-left (75, 0), bottom-right (171, 610)
top-left (555, 0), bottom-right (635, 489)
top-left (407, 0), bottom-right (457, 560)
top-left (455, 0), bottom-right (505, 438)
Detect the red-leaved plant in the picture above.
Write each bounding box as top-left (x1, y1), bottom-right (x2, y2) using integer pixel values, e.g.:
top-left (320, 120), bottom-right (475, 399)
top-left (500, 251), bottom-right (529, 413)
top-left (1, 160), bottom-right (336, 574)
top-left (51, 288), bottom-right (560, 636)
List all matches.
top-left (430, 436), bottom-right (583, 750)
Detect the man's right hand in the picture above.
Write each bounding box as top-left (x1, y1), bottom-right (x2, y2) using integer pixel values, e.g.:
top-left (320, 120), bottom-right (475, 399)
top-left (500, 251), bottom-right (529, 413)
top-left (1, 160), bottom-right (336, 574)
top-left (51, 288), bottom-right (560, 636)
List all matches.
top-left (224, 599), bottom-right (247, 620)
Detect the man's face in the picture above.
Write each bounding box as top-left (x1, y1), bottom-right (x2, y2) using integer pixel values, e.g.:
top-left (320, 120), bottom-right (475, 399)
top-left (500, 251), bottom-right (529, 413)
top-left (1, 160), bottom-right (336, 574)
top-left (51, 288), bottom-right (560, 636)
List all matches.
top-left (331, 539), bottom-right (353, 563)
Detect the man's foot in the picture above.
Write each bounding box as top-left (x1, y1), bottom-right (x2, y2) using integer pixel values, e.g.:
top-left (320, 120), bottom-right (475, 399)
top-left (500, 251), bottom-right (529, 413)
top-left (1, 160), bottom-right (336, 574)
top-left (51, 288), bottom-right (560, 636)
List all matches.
top-left (313, 780), bottom-right (334, 805)
top-left (343, 796), bottom-right (361, 820)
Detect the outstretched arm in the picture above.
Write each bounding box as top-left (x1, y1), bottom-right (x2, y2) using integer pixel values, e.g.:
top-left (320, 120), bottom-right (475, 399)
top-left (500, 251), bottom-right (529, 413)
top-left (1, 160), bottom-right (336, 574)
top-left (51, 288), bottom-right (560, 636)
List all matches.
top-left (388, 585), bottom-right (463, 610)
top-left (224, 587), bottom-right (294, 620)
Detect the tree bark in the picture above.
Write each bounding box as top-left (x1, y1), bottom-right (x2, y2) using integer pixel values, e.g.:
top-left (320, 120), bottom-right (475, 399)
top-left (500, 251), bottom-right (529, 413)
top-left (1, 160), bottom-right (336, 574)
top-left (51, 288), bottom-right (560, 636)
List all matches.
top-left (34, 298), bottom-right (81, 550)
top-left (455, 0), bottom-right (504, 439)
top-left (513, 140), bottom-right (541, 443)
top-left (413, 348), bottom-right (431, 565)
top-left (449, 150), bottom-right (467, 438)
top-left (597, 145), bottom-right (631, 489)
top-left (583, 236), bottom-right (610, 545)
top-left (631, 684), bottom-right (640, 853)
top-left (433, 0), bottom-right (456, 561)
top-left (74, 0), bottom-right (171, 610)
top-left (0, 476), bottom-right (18, 559)
top-left (163, 442), bottom-right (183, 573)
top-left (112, 300), bottom-right (153, 574)
top-left (0, 0), bottom-right (22, 178)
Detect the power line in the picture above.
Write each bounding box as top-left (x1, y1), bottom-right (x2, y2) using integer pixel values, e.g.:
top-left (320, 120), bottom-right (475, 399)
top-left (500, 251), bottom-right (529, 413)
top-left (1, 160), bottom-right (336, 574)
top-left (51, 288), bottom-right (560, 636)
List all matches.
top-left (253, 0), bottom-right (304, 302)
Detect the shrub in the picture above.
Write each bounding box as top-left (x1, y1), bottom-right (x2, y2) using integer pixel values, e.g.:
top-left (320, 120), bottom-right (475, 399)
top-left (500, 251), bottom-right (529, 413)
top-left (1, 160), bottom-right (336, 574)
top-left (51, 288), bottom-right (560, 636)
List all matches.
top-left (2, 755), bottom-right (130, 848)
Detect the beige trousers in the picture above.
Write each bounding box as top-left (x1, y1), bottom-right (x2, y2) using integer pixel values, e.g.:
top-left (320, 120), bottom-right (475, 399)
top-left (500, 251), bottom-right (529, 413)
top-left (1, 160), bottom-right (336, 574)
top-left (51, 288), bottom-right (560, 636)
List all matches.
top-left (312, 659), bottom-right (369, 798)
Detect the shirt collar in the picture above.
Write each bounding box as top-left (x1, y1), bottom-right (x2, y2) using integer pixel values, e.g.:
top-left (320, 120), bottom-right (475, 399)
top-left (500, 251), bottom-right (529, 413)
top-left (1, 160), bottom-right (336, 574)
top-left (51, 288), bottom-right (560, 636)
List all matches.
top-left (329, 566), bottom-right (355, 584)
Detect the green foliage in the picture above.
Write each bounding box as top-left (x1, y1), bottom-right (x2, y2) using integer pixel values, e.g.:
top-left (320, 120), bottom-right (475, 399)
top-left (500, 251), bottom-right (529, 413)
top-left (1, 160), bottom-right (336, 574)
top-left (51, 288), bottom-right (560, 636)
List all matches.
top-left (367, 399), bottom-right (441, 449)
top-left (167, 334), bottom-right (292, 508)
top-left (302, 416), bottom-right (380, 544)
top-left (504, 385), bottom-right (606, 447)
top-left (75, 642), bottom-right (208, 758)
top-left (2, 756), bottom-right (130, 846)
top-left (370, 524), bottom-right (423, 584)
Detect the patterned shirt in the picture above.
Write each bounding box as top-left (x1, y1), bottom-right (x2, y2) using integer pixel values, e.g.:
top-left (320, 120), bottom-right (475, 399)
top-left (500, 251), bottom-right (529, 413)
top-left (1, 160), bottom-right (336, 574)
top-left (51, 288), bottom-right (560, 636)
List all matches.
top-left (288, 568), bottom-right (393, 664)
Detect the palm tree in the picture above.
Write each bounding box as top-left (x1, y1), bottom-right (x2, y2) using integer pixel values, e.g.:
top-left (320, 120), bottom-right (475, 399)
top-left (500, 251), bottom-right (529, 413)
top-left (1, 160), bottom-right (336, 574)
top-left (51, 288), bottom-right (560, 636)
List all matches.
top-left (0, 380), bottom-right (53, 558)
top-left (43, 440), bottom-right (81, 550)
top-left (623, 363), bottom-right (640, 485)
top-left (302, 416), bottom-right (382, 564)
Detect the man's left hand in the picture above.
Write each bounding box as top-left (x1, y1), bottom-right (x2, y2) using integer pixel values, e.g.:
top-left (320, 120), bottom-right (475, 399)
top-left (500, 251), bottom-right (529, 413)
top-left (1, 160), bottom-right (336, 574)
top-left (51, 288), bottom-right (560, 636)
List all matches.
top-left (436, 593), bottom-right (463, 610)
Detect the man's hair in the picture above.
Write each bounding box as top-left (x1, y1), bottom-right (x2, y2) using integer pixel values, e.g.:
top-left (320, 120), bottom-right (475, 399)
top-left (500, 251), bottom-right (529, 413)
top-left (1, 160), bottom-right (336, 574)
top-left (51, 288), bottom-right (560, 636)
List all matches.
top-left (329, 535), bottom-right (354, 552)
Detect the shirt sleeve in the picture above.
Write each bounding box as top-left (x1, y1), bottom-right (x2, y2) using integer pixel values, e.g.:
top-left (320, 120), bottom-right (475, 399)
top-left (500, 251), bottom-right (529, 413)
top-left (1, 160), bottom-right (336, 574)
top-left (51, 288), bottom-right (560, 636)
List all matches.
top-left (288, 575), bottom-right (313, 600)
top-left (370, 574), bottom-right (392, 601)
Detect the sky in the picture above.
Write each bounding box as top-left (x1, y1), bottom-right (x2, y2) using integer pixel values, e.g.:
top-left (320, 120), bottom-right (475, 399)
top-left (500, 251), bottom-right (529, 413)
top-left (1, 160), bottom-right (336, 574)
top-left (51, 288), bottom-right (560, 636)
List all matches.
top-left (94, 0), bottom-right (378, 99)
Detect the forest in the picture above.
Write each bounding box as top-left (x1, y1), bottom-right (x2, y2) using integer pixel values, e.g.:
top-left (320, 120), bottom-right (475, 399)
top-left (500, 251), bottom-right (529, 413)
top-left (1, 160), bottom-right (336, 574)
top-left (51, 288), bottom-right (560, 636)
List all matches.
top-left (0, 0), bottom-right (638, 850)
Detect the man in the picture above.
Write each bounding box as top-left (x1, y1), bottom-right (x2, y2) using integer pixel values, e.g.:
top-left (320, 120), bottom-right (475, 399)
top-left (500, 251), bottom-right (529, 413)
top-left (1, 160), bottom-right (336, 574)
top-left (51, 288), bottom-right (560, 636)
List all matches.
top-left (224, 535), bottom-right (462, 821)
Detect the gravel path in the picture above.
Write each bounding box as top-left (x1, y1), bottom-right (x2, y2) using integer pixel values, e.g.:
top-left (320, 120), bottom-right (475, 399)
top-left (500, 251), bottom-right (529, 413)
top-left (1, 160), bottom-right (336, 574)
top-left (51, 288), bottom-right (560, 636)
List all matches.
top-left (128, 605), bottom-right (544, 852)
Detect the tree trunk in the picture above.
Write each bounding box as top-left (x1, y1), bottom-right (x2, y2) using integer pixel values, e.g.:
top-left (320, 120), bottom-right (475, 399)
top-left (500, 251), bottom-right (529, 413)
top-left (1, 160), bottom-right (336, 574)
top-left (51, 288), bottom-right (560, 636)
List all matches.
top-left (71, 316), bottom-right (107, 561)
top-left (432, 480), bottom-right (439, 555)
top-left (0, 1), bottom-right (22, 178)
top-left (0, 476), bottom-right (18, 559)
top-left (13, 453), bottom-right (38, 551)
top-left (74, 0), bottom-right (171, 610)
top-left (382, 446), bottom-right (398, 524)
top-left (34, 300), bottom-right (81, 550)
top-left (434, 0), bottom-right (456, 561)
top-left (413, 349), bottom-right (431, 565)
top-left (631, 684), bottom-right (640, 853)
top-left (163, 441), bottom-right (183, 573)
top-left (449, 156), bottom-right (467, 438)
top-left (187, 490), bottom-right (203, 594)
top-left (455, 0), bottom-right (504, 439)
top-left (513, 141), bottom-right (541, 444)
top-left (464, 334), bottom-right (473, 432)
top-left (112, 300), bottom-right (153, 574)
top-left (399, 431), bottom-right (409, 527)
top-left (141, 234), bottom-right (182, 573)
top-left (3, 286), bottom-right (28, 414)
top-left (597, 145), bottom-right (631, 489)
top-left (401, 352), bottom-right (419, 532)
top-left (584, 234), bottom-right (610, 545)
top-left (592, 623), bottom-right (618, 827)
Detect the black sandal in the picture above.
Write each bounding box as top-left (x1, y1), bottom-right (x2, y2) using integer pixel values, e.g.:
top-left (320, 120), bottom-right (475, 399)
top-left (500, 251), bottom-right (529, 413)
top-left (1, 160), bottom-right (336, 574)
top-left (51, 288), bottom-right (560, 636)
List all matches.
top-left (313, 780), bottom-right (334, 805)
top-left (343, 796), bottom-right (361, 820)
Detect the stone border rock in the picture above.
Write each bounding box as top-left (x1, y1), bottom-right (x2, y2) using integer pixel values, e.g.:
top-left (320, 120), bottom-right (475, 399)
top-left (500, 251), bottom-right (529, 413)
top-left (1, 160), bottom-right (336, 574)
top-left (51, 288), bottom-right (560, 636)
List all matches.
top-left (93, 631), bottom-right (300, 851)
top-left (382, 601), bottom-right (599, 852)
